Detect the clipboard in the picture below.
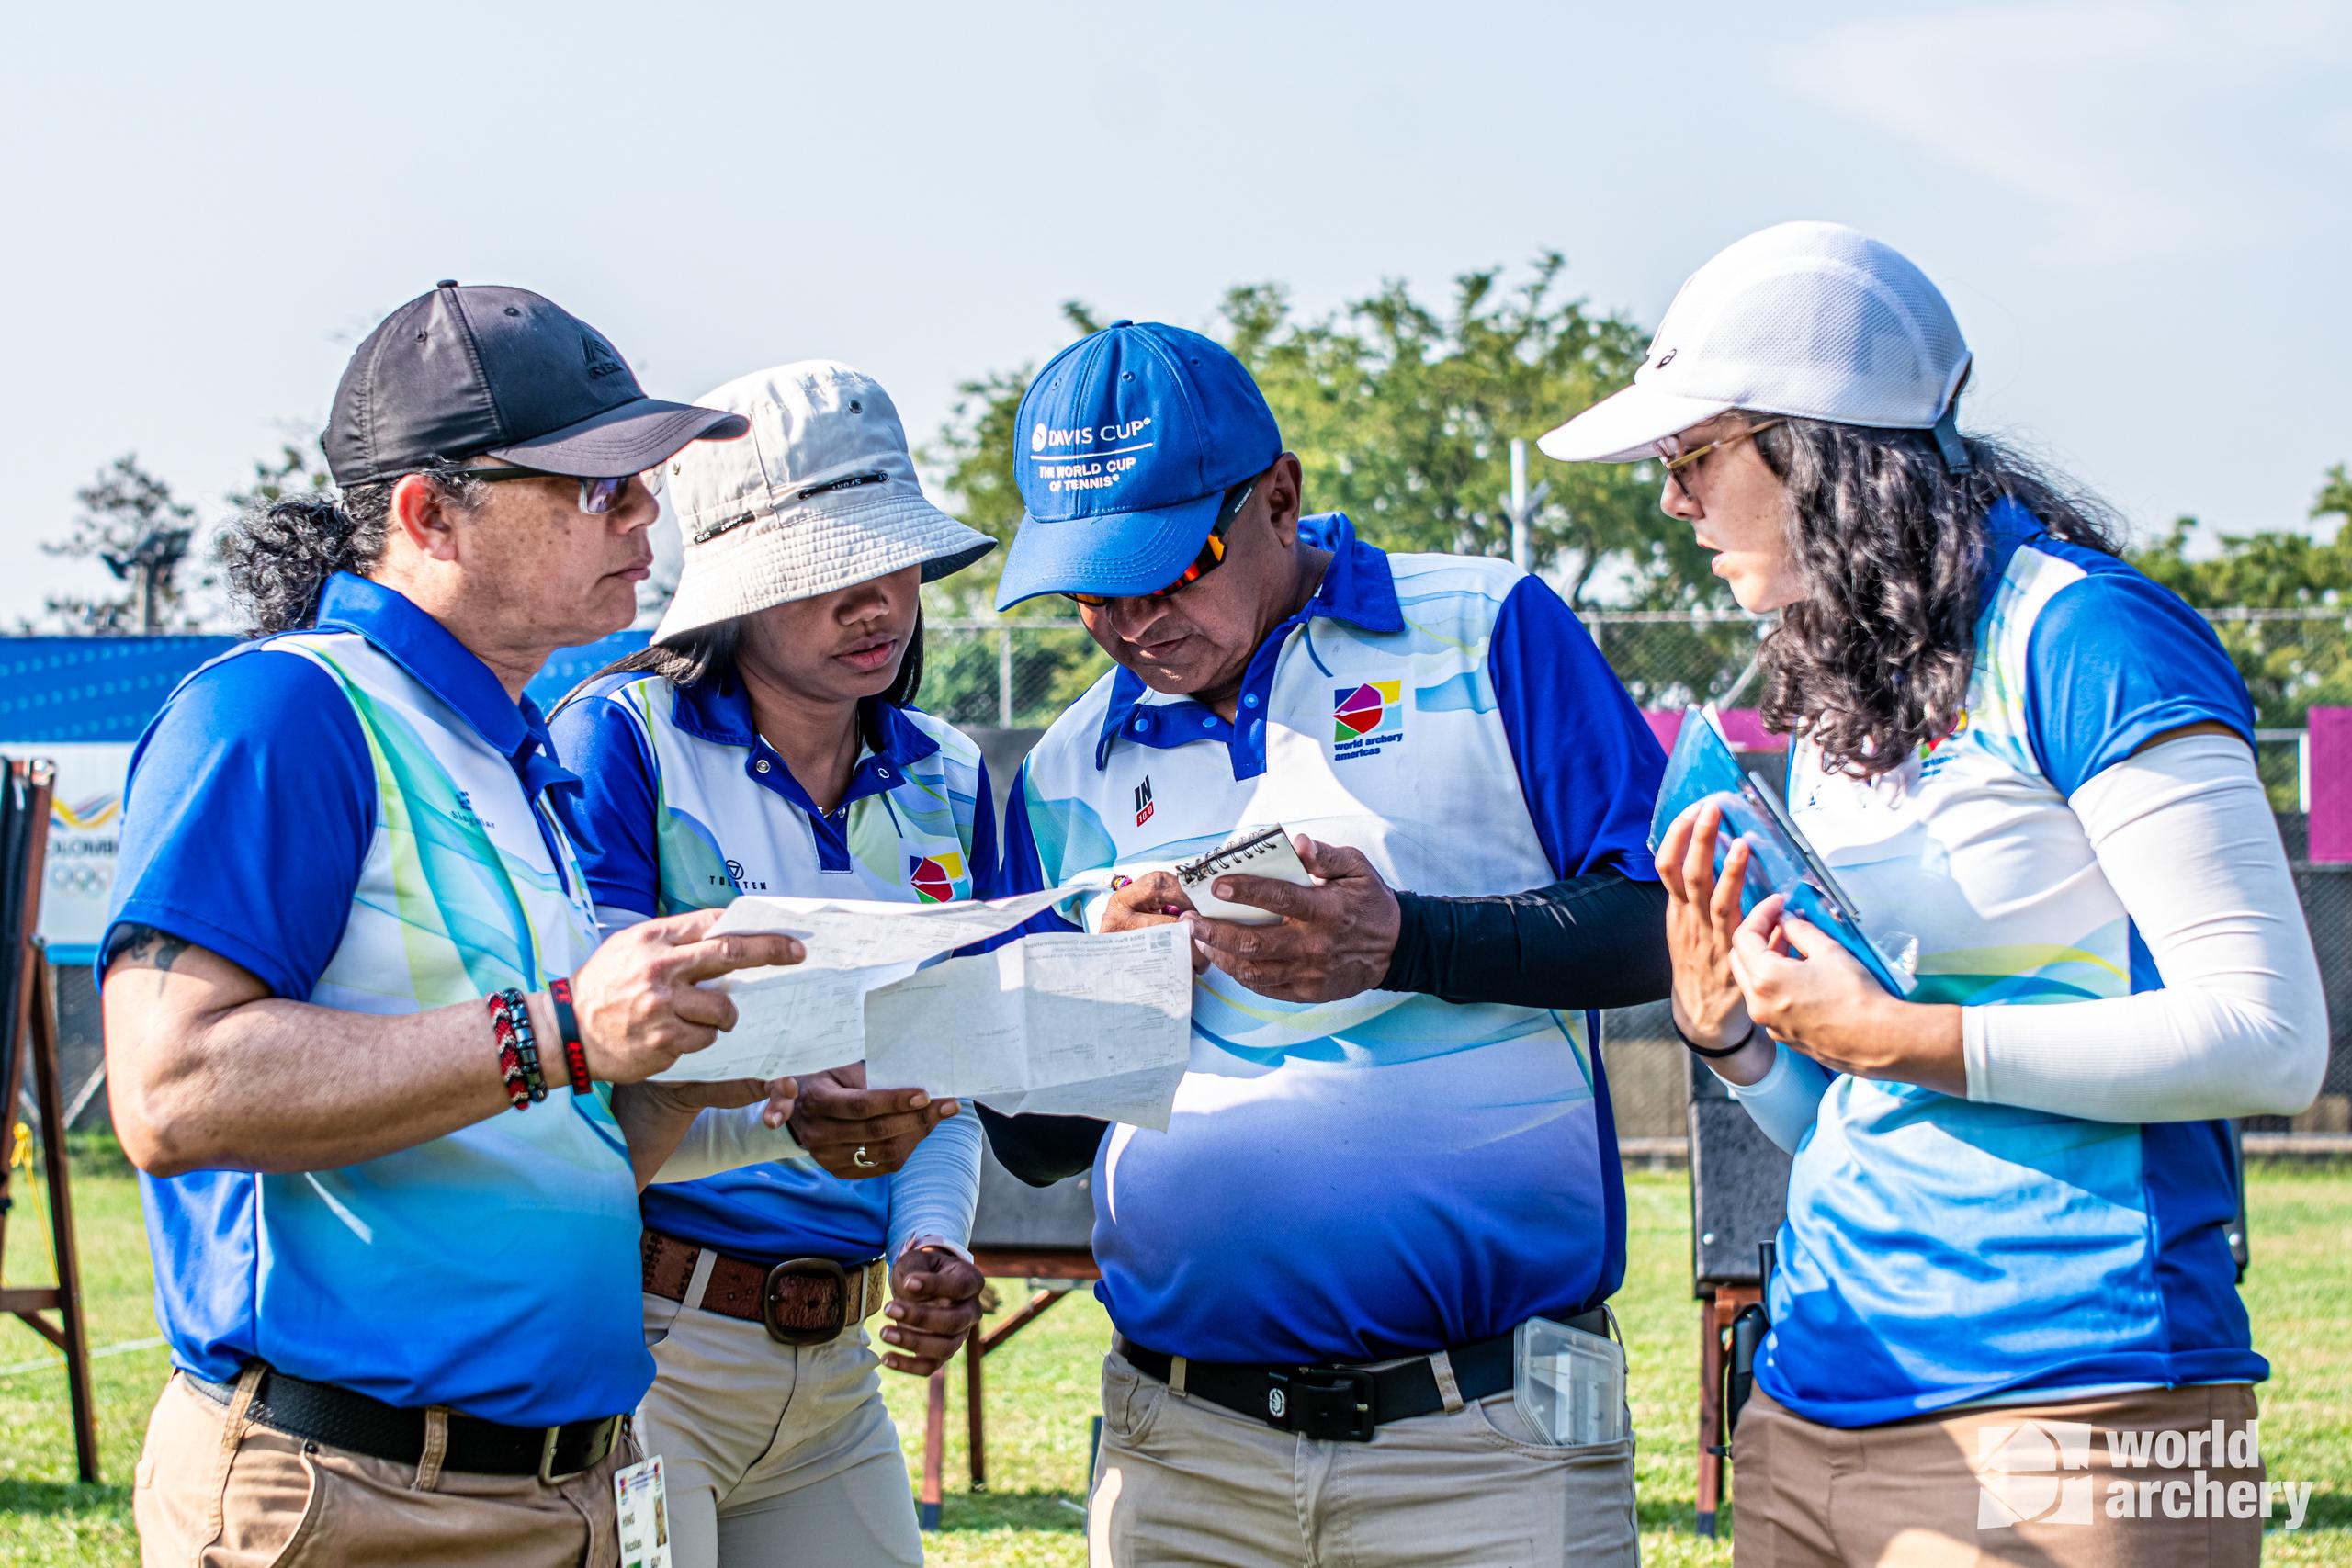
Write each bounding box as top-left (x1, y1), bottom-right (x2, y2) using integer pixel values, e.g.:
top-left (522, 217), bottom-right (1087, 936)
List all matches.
top-left (1648, 707), bottom-right (1917, 997)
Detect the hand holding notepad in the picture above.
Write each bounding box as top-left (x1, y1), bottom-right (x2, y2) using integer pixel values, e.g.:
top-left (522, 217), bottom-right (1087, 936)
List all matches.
top-left (1174, 826), bottom-right (1317, 925)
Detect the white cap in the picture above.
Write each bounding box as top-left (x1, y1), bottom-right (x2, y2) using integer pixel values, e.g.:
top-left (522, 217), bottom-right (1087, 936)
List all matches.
top-left (652, 360), bottom-right (993, 643)
top-left (1539, 221), bottom-right (1972, 464)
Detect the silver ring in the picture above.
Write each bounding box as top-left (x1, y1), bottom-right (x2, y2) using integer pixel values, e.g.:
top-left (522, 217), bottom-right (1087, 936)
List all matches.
top-left (853, 1145), bottom-right (876, 1168)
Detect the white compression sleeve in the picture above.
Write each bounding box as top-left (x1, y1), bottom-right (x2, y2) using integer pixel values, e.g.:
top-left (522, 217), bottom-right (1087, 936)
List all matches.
top-left (649, 1102), bottom-right (810, 1184)
top-left (1963, 732), bottom-right (2327, 1122)
top-left (884, 1108), bottom-right (984, 1261)
top-left (1728, 1042), bottom-right (1836, 1155)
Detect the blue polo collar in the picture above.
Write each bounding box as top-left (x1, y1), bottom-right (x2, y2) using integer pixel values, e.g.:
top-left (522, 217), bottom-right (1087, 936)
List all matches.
top-left (312, 572), bottom-right (572, 800)
top-left (667, 671), bottom-right (940, 818)
top-left (1973, 496), bottom-right (2046, 608)
top-left (1092, 512), bottom-right (1403, 772)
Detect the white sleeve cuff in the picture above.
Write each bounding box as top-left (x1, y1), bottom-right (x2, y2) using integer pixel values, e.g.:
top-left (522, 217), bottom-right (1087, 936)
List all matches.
top-left (1729, 1043), bottom-right (1834, 1155)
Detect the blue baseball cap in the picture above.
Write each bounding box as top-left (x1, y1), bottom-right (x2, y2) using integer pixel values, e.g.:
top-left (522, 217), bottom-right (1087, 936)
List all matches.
top-left (993, 321), bottom-right (1282, 609)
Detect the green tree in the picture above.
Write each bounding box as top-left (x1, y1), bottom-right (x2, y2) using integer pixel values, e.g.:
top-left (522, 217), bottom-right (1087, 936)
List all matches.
top-left (2129, 465), bottom-right (2352, 732)
top-left (921, 261), bottom-right (1734, 720)
top-left (40, 454), bottom-right (198, 633)
top-left (224, 439), bottom-right (333, 512)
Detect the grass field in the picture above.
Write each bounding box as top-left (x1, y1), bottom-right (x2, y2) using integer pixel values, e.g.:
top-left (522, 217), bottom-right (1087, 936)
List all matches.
top-left (3, 1145), bottom-right (2346, 1564)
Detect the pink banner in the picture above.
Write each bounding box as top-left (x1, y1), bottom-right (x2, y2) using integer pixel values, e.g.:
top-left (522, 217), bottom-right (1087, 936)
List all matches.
top-left (2308, 709), bottom-right (2351, 863)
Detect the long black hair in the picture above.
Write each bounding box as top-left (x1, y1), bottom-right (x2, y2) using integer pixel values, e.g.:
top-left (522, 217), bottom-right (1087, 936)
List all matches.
top-left (1750, 419), bottom-right (2120, 778)
top-left (217, 460), bottom-right (484, 636)
top-left (594, 609), bottom-right (926, 755)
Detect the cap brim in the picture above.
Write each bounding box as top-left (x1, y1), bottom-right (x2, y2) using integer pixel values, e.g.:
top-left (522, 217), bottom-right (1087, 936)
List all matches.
top-left (489, 398), bottom-right (750, 479)
top-left (992, 488), bottom-right (1225, 611)
top-left (651, 494), bottom-right (994, 645)
top-left (1535, 380), bottom-right (1735, 464)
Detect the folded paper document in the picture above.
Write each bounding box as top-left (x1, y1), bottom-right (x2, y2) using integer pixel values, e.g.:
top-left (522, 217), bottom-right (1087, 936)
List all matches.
top-left (654, 886), bottom-right (1195, 1126)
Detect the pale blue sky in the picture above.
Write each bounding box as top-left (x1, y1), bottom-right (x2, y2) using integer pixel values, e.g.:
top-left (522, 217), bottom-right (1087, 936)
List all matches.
top-left (5, 0), bottom-right (2346, 621)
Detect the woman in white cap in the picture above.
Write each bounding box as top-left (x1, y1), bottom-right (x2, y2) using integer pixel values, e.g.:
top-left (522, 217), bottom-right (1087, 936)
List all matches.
top-left (550, 360), bottom-right (999, 1567)
top-left (1544, 222), bottom-right (2324, 1565)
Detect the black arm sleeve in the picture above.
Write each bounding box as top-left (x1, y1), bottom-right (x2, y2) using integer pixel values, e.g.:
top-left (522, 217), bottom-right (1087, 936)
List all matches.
top-left (1378, 870), bottom-right (1671, 1010)
top-left (975, 1102), bottom-right (1108, 1188)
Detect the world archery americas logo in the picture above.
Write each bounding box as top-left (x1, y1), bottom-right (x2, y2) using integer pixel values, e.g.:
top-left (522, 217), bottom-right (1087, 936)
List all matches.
top-left (908, 852), bottom-right (967, 904)
top-left (1332, 681), bottom-right (1406, 761)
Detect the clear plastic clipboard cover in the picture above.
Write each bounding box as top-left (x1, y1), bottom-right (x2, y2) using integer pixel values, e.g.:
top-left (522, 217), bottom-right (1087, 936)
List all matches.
top-left (1512, 1314), bottom-right (1627, 1448)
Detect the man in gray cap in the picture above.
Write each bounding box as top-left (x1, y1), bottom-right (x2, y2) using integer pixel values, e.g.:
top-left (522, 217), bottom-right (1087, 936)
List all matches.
top-left (103, 282), bottom-right (803, 1565)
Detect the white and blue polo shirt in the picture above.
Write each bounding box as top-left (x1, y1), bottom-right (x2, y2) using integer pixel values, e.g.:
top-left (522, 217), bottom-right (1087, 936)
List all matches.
top-left (1761, 499), bottom-right (2265, 1427)
top-left (549, 671), bottom-right (997, 1264)
top-left (1001, 513), bottom-right (1664, 1364)
top-left (105, 573), bottom-right (644, 1427)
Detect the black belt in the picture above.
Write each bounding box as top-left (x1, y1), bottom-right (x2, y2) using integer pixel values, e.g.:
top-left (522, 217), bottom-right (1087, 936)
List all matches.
top-left (187, 1364), bottom-right (625, 1481)
top-left (1116, 1307), bottom-right (1611, 1443)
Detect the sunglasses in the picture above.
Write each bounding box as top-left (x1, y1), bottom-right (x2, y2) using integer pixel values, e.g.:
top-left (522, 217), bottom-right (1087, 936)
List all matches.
top-left (1653, 418), bottom-right (1785, 491)
top-left (1065, 478), bottom-right (1258, 611)
top-left (464, 465), bottom-right (637, 515)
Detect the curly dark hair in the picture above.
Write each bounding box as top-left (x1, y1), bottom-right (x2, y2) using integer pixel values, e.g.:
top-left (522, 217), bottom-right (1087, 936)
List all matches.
top-left (217, 460), bottom-right (484, 636)
top-left (1749, 418), bottom-right (2120, 777)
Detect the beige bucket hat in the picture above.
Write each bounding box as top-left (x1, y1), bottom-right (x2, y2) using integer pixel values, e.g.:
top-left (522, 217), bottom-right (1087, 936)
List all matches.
top-left (650, 359), bottom-right (993, 643)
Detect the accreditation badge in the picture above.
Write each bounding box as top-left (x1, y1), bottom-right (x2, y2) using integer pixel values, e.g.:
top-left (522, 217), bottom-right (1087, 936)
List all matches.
top-left (613, 1453), bottom-right (672, 1568)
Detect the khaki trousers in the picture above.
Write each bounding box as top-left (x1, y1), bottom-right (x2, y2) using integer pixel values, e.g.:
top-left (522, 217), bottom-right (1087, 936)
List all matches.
top-left (1086, 1348), bottom-right (1639, 1567)
top-left (636, 1291), bottom-right (922, 1567)
top-left (133, 1368), bottom-right (636, 1568)
top-left (1732, 1383), bottom-right (2267, 1567)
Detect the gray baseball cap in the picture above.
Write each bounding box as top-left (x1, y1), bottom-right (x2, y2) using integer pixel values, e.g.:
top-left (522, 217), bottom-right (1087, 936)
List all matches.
top-left (324, 279), bottom-right (747, 486)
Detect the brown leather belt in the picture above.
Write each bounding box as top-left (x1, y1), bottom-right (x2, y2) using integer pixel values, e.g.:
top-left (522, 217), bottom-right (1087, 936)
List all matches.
top-left (640, 1229), bottom-right (887, 1347)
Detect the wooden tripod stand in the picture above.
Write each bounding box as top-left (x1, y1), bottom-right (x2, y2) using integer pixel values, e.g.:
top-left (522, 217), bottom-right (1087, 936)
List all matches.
top-left (0, 759), bottom-right (99, 1482)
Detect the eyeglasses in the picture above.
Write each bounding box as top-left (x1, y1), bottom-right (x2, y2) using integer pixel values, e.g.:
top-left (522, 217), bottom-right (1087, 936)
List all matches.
top-left (1065, 478), bottom-right (1258, 611)
top-left (1654, 418), bottom-right (1785, 491)
top-left (464, 465), bottom-right (636, 515)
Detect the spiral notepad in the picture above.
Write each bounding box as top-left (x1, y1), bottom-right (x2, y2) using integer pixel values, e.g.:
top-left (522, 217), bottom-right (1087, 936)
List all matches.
top-left (1174, 826), bottom-right (1312, 925)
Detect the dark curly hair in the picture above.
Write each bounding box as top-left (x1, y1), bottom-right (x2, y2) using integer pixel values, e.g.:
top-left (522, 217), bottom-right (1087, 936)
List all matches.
top-left (1749, 418), bottom-right (2120, 777)
top-left (217, 460), bottom-right (484, 636)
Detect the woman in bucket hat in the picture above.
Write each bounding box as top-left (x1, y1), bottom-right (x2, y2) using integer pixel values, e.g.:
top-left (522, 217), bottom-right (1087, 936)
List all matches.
top-left (1545, 222), bottom-right (2324, 1565)
top-left (550, 359), bottom-right (998, 1567)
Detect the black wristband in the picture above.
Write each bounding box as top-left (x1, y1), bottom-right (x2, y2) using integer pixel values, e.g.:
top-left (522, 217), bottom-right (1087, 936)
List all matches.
top-left (549, 976), bottom-right (591, 1094)
top-left (1675, 1018), bottom-right (1760, 1060)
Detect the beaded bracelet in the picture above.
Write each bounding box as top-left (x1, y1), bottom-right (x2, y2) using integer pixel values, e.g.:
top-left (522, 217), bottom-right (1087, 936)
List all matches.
top-left (549, 976), bottom-right (592, 1094)
top-left (486, 987), bottom-right (548, 1109)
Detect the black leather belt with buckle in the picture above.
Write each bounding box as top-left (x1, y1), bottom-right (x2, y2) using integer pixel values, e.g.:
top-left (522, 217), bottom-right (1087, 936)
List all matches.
top-left (187, 1364), bottom-right (624, 1480)
top-left (1114, 1307), bottom-right (1611, 1443)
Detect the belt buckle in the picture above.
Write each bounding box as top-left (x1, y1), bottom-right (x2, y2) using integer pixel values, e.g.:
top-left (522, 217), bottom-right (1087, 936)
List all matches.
top-left (763, 1257), bottom-right (851, 1347)
top-left (538, 1414), bottom-right (622, 1484)
top-left (1264, 1366), bottom-right (1378, 1442)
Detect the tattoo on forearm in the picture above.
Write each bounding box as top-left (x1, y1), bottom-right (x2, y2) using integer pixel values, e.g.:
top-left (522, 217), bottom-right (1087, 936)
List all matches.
top-left (110, 925), bottom-right (194, 975)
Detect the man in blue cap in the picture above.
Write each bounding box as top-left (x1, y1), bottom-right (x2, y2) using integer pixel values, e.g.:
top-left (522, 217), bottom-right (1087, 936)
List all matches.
top-left (987, 321), bottom-right (1668, 1566)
